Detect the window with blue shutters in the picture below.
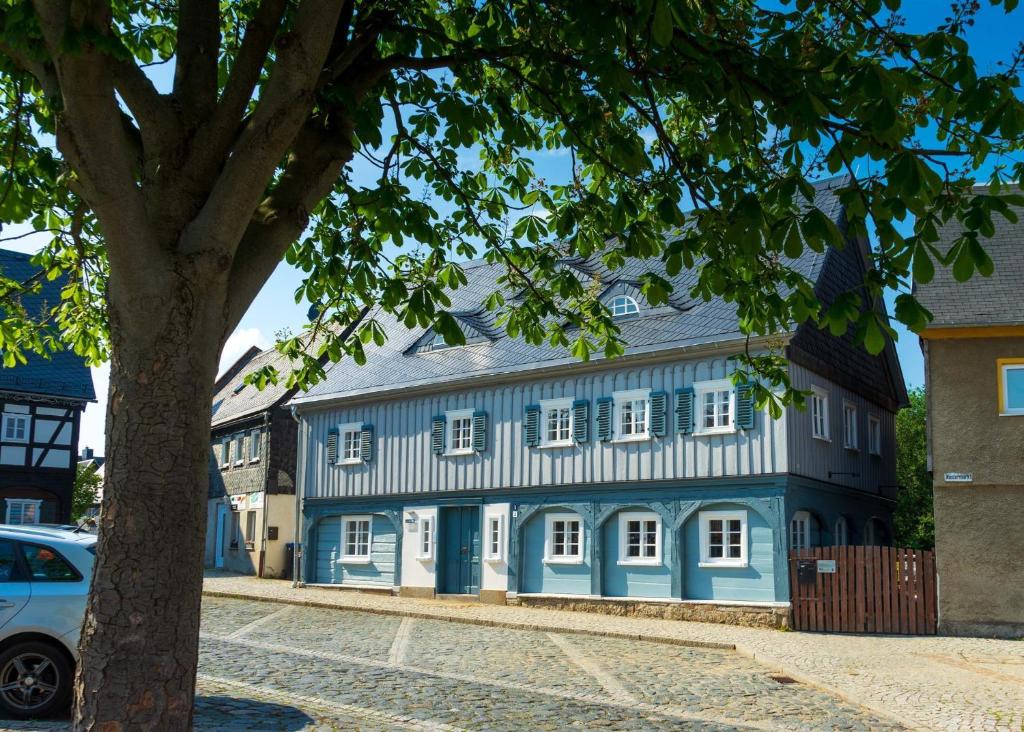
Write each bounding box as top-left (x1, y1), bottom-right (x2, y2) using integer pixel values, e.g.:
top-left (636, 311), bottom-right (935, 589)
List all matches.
top-left (650, 391), bottom-right (668, 437)
top-left (524, 405), bottom-right (541, 447)
top-left (572, 399), bottom-right (589, 442)
top-left (444, 409), bottom-right (476, 455)
top-left (360, 424), bottom-right (375, 462)
top-left (694, 379), bottom-right (736, 435)
top-left (431, 416), bottom-right (446, 454)
top-left (675, 388), bottom-right (695, 434)
top-left (326, 427), bottom-right (339, 464)
top-left (539, 398), bottom-right (573, 447)
top-left (596, 397), bottom-right (613, 441)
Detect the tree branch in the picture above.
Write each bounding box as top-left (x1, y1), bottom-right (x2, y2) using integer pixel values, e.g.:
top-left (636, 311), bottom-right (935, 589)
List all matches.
top-left (174, 0), bottom-right (221, 119)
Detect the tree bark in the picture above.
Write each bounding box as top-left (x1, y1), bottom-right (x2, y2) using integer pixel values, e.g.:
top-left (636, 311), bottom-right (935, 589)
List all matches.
top-left (73, 254), bottom-right (229, 731)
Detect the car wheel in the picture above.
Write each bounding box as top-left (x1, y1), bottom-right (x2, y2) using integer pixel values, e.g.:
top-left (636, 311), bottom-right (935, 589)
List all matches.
top-left (0, 641), bottom-right (73, 719)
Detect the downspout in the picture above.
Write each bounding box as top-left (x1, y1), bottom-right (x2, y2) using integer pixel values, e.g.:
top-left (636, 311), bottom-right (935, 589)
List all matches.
top-left (290, 404), bottom-right (304, 588)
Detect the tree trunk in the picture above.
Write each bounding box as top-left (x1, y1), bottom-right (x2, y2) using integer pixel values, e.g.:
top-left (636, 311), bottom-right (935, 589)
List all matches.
top-left (73, 257), bottom-right (228, 731)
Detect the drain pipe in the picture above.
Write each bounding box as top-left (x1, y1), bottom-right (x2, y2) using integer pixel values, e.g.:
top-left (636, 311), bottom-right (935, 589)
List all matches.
top-left (290, 404), bottom-right (304, 588)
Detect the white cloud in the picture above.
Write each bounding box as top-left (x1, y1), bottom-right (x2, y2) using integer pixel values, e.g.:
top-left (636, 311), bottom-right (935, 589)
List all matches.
top-left (219, 327), bottom-right (271, 376)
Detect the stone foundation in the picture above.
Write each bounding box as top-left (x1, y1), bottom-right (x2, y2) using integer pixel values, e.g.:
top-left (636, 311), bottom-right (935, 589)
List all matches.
top-left (399, 586), bottom-right (436, 599)
top-left (512, 595), bottom-right (790, 630)
top-left (479, 589), bottom-right (507, 605)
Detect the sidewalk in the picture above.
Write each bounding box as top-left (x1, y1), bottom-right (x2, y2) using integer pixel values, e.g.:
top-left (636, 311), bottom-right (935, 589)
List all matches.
top-left (204, 571), bottom-right (1024, 732)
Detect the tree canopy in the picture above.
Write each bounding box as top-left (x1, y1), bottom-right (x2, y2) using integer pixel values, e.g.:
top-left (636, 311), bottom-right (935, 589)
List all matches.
top-left (2, 0), bottom-right (1022, 409)
top-left (894, 386), bottom-right (933, 548)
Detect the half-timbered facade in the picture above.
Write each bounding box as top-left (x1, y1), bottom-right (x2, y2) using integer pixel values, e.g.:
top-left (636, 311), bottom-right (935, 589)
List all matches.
top-left (1, 249), bottom-right (96, 524)
top-left (290, 178), bottom-right (907, 625)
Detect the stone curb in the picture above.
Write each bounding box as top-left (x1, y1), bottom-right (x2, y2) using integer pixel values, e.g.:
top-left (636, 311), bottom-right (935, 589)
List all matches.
top-left (203, 588), bottom-right (924, 729)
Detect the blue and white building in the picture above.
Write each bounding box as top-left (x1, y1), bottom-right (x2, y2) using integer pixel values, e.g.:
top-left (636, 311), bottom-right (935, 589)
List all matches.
top-left (290, 179), bottom-right (907, 625)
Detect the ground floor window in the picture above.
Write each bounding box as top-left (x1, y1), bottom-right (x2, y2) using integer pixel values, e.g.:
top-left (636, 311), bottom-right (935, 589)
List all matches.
top-left (544, 513), bottom-right (583, 563)
top-left (485, 515), bottom-right (504, 561)
top-left (698, 510), bottom-right (747, 567)
top-left (245, 510), bottom-right (257, 550)
top-left (4, 499), bottom-right (41, 525)
top-left (342, 516), bottom-right (372, 562)
top-left (790, 510), bottom-right (811, 551)
top-left (417, 515), bottom-right (434, 560)
top-left (618, 511), bottom-right (661, 565)
top-left (229, 511), bottom-right (240, 548)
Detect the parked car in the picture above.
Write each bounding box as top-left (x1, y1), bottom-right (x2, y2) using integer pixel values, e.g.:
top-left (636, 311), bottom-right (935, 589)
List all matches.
top-left (0, 524), bottom-right (96, 718)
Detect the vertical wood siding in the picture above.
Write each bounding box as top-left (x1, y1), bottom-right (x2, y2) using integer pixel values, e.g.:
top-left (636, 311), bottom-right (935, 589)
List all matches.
top-left (301, 357), bottom-right (789, 499)
top-left (786, 363), bottom-right (898, 498)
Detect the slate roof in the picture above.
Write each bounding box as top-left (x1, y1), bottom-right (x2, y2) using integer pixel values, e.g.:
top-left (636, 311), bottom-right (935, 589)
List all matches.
top-left (0, 249), bottom-right (95, 402)
top-left (292, 177), bottom-right (854, 406)
top-left (211, 344), bottom-right (301, 428)
top-left (914, 187), bottom-right (1024, 328)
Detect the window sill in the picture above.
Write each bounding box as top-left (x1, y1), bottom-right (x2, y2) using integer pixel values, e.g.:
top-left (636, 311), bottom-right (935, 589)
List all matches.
top-left (698, 561), bottom-right (748, 569)
top-left (443, 450), bottom-right (476, 457)
top-left (484, 556), bottom-right (505, 564)
top-left (338, 458), bottom-right (362, 466)
top-left (233, 460), bottom-right (245, 467)
top-left (812, 435), bottom-right (831, 443)
top-left (248, 457), bottom-right (260, 464)
top-left (337, 557), bottom-right (372, 565)
top-left (693, 428), bottom-right (736, 437)
top-left (844, 445), bottom-right (859, 452)
top-left (220, 464), bottom-right (230, 470)
top-left (612, 435), bottom-right (651, 444)
top-left (537, 441), bottom-right (574, 450)
top-left (616, 559), bottom-right (661, 567)
top-left (543, 557), bottom-right (584, 565)
top-left (416, 556), bottom-right (434, 563)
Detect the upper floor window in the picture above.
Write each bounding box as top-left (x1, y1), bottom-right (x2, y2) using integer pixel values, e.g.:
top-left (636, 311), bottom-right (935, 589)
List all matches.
top-left (544, 513), bottom-right (583, 564)
top-left (5, 498), bottom-right (41, 525)
top-left (618, 511), bottom-right (661, 565)
top-left (843, 402), bottom-right (858, 450)
top-left (2, 413), bottom-right (29, 443)
top-left (694, 379), bottom-right (734, 435)
top-left (613, 389), bottom-right (649, 441)
top-left (698, 510), bottom-right (747, 567)
top-left (998, 360), bottom-right (1024, 416)
top-left (339, 423), bottom-right (362, 464)
top-left (342, 516), bottom-right (372, 562)
top-left (609, 295), bottom-right (639, 318)
top-left (248, 429), bottom-right (262, 462)
top-left (810, 388), bottom-right (829, 441)
top-left (220, 438), bottom-right (230, 468)
top-left (868, 415), bottom-right (882, 456)
top-left (233, 435), bottom-right (244, 465)
top-left (834, 516), bottom-right (849, 546)
top-left (790, 510), bottom-right (811, 551)
top-left (540, 398), bottom-right (573, 447)
top-left (446, 409), bottom-right (475, 455)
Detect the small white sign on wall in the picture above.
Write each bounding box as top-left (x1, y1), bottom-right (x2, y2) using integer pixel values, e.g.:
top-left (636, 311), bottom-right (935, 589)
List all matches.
top-left (817, 560), bottom-right (837, 574)
top-left (944, 472), bottom-right (974, 483)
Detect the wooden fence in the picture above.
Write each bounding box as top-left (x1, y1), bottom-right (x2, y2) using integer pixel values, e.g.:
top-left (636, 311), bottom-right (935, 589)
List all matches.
top-left (788, 546), bottom-right (937, 634)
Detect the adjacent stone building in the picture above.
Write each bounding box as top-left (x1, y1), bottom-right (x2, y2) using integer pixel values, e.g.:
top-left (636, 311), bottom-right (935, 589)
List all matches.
top-left (917, 194), bottom-right (1024, 638)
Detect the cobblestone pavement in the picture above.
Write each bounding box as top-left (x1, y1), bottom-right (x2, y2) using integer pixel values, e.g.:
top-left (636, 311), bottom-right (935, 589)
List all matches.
top-left (203, 572), bottom-right (1024, 732)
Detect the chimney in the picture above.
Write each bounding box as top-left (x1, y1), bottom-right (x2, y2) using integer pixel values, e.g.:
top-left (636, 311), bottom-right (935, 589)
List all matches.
top-left (81, 446), bottom-right (94, 461)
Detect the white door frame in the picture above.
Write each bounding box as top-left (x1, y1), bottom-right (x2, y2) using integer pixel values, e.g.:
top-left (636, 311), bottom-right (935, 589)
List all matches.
top-left (215, 504), bottom-right (227, 568)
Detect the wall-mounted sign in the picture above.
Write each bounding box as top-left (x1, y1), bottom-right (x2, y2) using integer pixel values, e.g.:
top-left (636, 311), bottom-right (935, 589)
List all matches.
top-left (247, 491), bottom-right (264, 508)
top-left (817, 560), bottom-right (837, 574)
top-left (944, 472), bottom-right (974, 483)
top-left (229, 494), bottom-right (247, 511)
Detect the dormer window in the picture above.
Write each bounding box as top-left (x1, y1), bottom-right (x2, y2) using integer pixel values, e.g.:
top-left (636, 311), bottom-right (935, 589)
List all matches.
top-left (432, 333), bottom-right (447, 349)
top-left (609, 295), bottom-right (639, 317)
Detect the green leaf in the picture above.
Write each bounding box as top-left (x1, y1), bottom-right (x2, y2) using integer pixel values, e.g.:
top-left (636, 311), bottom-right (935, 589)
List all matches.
top-left (651, 0), bottom-right (674, 47)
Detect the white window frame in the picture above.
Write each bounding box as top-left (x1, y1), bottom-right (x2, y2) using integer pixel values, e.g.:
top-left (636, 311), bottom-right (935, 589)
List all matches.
top-left (693, 378), bottom-right (736, 436)
top-left (233, 434), bottom-right (245, 466)
top-left (543, 512), bottom-right (584, 564)
top-left (340, 515), bottom-right (373, 564)
top-left (790, 510), bottom-right (812, 551)
top-left (416, 515), bottom-right (434, 560)
top-left (445, 409), bottom-right (475, 455)
top-left (617, 511), bottom-right (662, 566)
top-left (698, 510), bottom-right (748, 568)
top-left (220, 438), bottom-right (230, 468)
top-left (842, 401), bottom-right (858, 450)
top-left (613, 388), bottom-right (650, 442)
top-left (539, 398), bottom-right (574, 447)
top-left (810, 387), bottom-right (830, 441)
top-left (5, 498), bottom-right (42, 525)
top-left (834, 516), bottom-right (849, 546)
top-left (609, 294), bottom-right (639, 317)
top-left (868, 414), bottom-right (882, 456)
top-left (485, 515), bottom-right (504, 562)
top-left (248, 429), bottom-right (262, 463)
top-left (1, 413), bottom-right (29, 444)
top-left (338, 422), bottom-right (363, 465)
top-left (1000, 362), bottom-right (1024, 415)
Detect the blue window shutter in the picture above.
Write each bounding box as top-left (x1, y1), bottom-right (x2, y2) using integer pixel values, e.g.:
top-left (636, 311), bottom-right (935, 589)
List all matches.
top-left (675, 388), bottom-right (694, 434)
top-left (596, 397), bottom-right (613, 441)
top-left (360, 424), bottom-right (374, 462)
top-left (650, 391), bottom-right (668, 437)
top-left (431, 416), bottom-right (446, 455)
top-left (572, 399), bottom-right (589, 442)
top-left (326, 427), bottom-right (339, 464)
top-left (524, 405), bottom-right (540, 447)
top-left (735, 383), bottom-right (755, 430)
top-left (472, 411), bottom-right (488, 452)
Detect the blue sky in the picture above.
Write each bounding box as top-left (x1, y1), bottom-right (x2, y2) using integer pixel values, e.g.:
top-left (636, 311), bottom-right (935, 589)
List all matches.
top-left (3, 3), bottom-right (1021, 451)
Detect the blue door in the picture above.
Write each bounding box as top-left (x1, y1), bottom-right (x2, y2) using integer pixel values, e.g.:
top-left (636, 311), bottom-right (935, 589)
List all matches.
top-left (440, 507), bottom-right (480, 594)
